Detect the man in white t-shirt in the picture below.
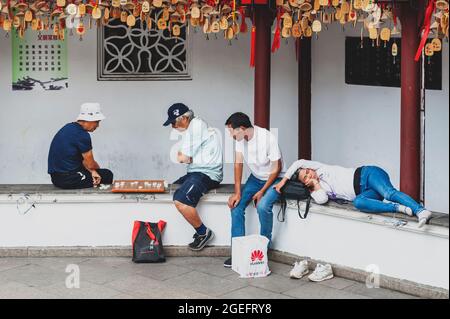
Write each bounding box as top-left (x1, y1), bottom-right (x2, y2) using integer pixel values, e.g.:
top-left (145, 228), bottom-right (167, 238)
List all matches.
top-left (223, 112), bottom-right (283, 268)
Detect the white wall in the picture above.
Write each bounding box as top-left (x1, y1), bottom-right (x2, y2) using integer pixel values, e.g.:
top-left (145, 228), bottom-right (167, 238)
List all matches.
top-left (1, 24), bottom-right (448, 214)
top-left (0, 28), bottom-right (299, 185)
top-left (311, 24), bottom-right (449, 213)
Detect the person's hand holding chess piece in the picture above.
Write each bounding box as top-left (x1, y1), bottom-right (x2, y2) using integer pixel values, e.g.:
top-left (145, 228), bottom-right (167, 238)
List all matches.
top-left (91, 170), bottom-right (102, 187)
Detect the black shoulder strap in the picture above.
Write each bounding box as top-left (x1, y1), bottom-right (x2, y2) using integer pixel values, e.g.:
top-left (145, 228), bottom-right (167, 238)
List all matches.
top-left (277, 196), bottom-right (287, 222)
top-left (297, 197), bottom-right (312, 219)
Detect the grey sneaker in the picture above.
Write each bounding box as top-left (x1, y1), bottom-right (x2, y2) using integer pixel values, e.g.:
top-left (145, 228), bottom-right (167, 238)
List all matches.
top-left (188, 229), bottom-right (214, 251)
top-left (417, 210), bottom-right (432, 228)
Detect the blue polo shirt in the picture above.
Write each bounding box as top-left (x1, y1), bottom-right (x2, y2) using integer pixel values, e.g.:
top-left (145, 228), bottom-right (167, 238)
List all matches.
top-left (48, 122), bottom-right (92, 174)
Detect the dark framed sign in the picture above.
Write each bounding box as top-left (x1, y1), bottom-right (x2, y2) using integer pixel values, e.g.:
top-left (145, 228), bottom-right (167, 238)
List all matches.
top-left (345, 36), bottom-right (442, 90)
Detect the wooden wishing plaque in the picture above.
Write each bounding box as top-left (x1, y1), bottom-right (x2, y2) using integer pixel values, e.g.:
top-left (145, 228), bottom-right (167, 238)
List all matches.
top-left (112, 180), bottom-right (166, 193)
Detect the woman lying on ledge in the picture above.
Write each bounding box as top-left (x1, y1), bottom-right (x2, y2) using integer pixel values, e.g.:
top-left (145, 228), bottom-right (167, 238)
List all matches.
top-left (274, 160), bottom-right (432, 228)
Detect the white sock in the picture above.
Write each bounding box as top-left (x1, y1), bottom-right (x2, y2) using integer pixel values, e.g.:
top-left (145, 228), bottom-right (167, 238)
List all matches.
top-left (397, 205), bottom-right (413, 216)
top-left (417, 210), bottom-right (432, 228)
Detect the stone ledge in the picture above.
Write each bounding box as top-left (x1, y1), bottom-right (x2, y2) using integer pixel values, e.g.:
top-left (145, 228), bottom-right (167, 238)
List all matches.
top-left (1, 184), bottom-right (448, 228)
top-left (0, 245), bottom-right (447, 299)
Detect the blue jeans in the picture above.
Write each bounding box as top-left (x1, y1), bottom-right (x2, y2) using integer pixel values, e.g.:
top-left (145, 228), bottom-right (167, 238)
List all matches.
top-left (353, 166), bottom-right (425, 215)
top-left (231, 174), bottom-right (281, 243)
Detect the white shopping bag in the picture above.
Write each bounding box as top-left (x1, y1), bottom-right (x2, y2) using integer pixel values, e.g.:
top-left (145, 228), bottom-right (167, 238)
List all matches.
top-left (231, 234), bottom-right (271, 278)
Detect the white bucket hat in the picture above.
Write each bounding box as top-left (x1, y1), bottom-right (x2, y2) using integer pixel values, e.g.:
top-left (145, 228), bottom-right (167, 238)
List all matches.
top-left (77, 102), bottom-right (106, 122)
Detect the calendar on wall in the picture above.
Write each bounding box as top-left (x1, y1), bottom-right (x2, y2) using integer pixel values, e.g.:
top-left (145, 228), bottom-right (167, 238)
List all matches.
top-left (12, 31), bottom-right (68, 91)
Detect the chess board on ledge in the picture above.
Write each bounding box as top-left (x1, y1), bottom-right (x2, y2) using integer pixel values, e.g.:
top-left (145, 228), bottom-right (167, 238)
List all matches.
top-left (112, 180), bottom-right (166, 193)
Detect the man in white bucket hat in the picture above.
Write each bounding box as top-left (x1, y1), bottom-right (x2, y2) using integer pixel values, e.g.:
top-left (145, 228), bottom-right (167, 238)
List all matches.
top-left (48, 103), bottom-right (113, 189)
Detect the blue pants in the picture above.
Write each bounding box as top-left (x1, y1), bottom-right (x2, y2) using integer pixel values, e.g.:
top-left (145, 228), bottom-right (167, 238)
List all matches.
top-left (231, 174), bottom-right (281, 243)
top-left (353, 166), bottom-right (425, 215)
top-left (173, 172), bottom-right (220, 208)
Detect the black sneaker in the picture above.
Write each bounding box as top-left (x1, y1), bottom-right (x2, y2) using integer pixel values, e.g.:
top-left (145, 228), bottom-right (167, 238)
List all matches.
top-left (223, 257), bottom-right (232, 268)
top-left (188, 229), bottom-right (214, 251)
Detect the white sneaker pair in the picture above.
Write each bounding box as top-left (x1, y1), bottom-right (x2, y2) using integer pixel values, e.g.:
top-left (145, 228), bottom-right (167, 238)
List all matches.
top-left (289, 260), bottom-right (334, 282)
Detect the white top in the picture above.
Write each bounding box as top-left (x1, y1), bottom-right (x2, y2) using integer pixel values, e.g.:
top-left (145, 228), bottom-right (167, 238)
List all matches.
top-left (284, 159), bottom-right (357, 204)
top-left (235, 126), bottom-right (284, 181)
top-left (180, 117), bottom-right (223, 182)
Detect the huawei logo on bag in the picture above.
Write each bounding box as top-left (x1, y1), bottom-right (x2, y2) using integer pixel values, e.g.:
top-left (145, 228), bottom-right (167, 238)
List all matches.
top-left (251, 250), bottom-right (264, 262)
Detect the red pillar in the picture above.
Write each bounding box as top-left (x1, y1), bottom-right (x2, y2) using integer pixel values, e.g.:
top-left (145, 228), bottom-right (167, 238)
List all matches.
top-left (297, 38), bottom-right (312, 160)
top-left (398, 4), bottom-right (423, 201)
top-left (254, 6), bottom-right (273, 129)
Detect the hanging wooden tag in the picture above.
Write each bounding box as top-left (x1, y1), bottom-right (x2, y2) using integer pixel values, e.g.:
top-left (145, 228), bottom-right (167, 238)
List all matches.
top-left (191, 6), bottom-right (200, 19)
top-left (368, 27), bottom-right (378, 40)
top-left (425, 43), bottom-right (435, 56)
top-left (127, 14), bottom-right (136, 27)
top-left (121, 11), bottom-right (128, 22)
top-left (283, 14), bottom-right (293, 29)
top-left (112, 0), bottom-right (121, 8)
top-left (3, 19), bottom-right (12, 32)
top-left (202, 17), bottom-right (210, 33)
top-left (341, 1), bottom-right (350, 15)
top-left (380, 28), bottom-right (390, 41)
top-left (219, 16), bottom-right (228, 30)
top-left (301, 17), bottom-right (309, 31)
top-left (226, 27), bottom-right (234, 40)
top-left (13, 16), bottom-right (21, 29)
top-left (153, 0), bottom-right (163, 8)
top-left (147, 15), bottom-right (152, 29)
top-left (305, 26), bottom-right (313, 37)
top-left (332, 0), bottom-right (340, 7)
top-left (319, 0), bottom-right (328, 6)
top-left (211, 20), bottom-right (220, 33)
top-left (436, 0), bottom-right (449, 11)
top-left (281, 26), bottom-right (291, 38)
top-left (353, 0), bottom-right (363, 9)
top-left (25, 10), bottom-right (33, 22)
top-left (292, 22), bottom-right (302, 38)
top-left (57, 0), bottom-right (66, 7)
top-left (157, 18), bottom-right (167, 30)
top-left (66, 4), bottom-right (77, 15)
top-left (162, 8), bottom-right (170, 21)
top-left (312, 20), bottom-right (321, 32)
top-left (431, 38), bottom-right (442, 52)
top-left (104, 7), bottom-right (110, 20)
top-left (31, 18), bottom-right (39, 30)
top-left (92, 7), bottom-right (102, 20)
top-left (142, 1), bottom-right (150, 13)
top-left (335, 8), bottom-right (342, 20)
top-left (313, 0), bottom-right (321, 12)
top-left (78, 4), bottom-right (86, 16)
top-left (172, 24), bottom-right (181, 36)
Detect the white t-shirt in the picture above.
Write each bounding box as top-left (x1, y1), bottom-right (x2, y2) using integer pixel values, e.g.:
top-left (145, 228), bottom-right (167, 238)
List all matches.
top-left (284, 159), bottom-right (356, 203)
top-left (235, 126), bottom-right (283, 181)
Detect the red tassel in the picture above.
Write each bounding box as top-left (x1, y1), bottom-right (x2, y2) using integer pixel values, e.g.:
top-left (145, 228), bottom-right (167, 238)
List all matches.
top-left (240, 7), bottom-right (248, 33)
top-left (271, 9), bottom-right (281, 53)
top-left (415, 0), bottom-right (436, 62)
top-left (250, 25), bottom-right (256, 68)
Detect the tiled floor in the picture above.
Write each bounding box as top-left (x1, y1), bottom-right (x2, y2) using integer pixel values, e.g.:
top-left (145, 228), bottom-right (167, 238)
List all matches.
top-left (0, 257), bottom-right (419, 299)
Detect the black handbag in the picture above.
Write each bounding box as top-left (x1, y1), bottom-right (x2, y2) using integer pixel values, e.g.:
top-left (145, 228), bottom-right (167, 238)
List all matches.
top-left (132, 220), bottom-right (167, 263)
top-left (278, 176), bottom-right (312, 222)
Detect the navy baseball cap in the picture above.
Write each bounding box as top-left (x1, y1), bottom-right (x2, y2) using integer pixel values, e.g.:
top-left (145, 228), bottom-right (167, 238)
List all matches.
top-left (163, 103), bottom-right (190, 126)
